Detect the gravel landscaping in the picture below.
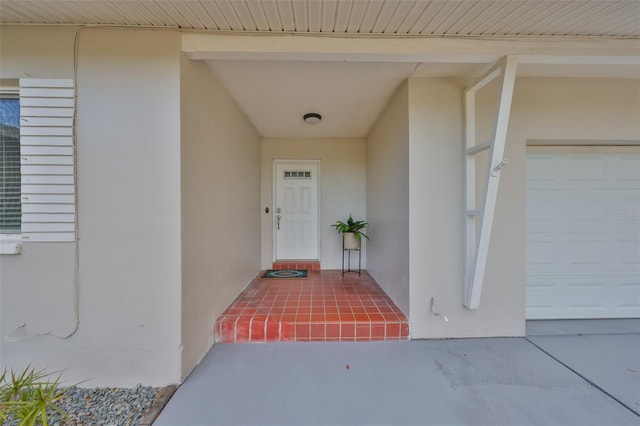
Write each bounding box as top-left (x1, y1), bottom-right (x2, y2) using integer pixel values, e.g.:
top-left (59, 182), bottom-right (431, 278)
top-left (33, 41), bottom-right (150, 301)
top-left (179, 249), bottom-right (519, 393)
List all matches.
top-left (44, 385), bottom-right (172, 426)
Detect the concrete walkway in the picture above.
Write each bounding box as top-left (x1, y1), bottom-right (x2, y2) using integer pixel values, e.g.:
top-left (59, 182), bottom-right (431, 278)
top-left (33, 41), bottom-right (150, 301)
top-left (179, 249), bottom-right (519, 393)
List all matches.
top-left (155, 321), bottom-right (640, 426)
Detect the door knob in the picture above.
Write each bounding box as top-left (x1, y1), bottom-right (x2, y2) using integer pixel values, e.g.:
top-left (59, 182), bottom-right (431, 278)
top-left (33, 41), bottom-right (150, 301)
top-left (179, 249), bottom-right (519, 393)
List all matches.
top-left (276, 214), bottom-right (281, 230)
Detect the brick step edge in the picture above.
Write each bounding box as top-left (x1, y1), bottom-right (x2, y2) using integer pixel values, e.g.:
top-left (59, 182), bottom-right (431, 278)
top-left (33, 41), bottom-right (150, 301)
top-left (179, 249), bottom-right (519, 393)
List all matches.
top-left (272, 262), bottom-right (321, 271)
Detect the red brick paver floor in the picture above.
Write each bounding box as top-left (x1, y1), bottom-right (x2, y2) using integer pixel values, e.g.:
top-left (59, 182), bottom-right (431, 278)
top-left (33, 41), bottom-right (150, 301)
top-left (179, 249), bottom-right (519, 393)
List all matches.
top-left (215, 270), bottom-right (409, 343)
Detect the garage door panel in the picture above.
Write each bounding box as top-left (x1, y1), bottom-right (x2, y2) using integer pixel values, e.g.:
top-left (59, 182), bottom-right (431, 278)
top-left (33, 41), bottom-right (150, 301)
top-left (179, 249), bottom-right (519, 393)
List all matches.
top-left (605, 197), bottom-right (640, 229)
top-left (527, 155), bottom-right (557, 183)
top-left (529, 235), bottom-right (639, 275)
top-left (567, 305), bottom-right (607, 317)
top-left (567, 156), bottom-right (607, 182)
top-left (616, 156), bottom-right (640, 182)
top-left (527, 148), bottom-right (640, 319)
top-left (527, 274), bottom-right (640, 319)
top-left (618, 281), bottom-right (640, 313)
top-left (527, 239), bottom-right (556, 267)
top-left (567, 239), bottom-right (606, 266)
top-left (568, 197), bottom-right (606, 223)
top-left (526, 276), bottom-right (561, 319)
top-left (619, 240), bottom-right (640, 267)
top-left (527, 194), bottom-right (557, 222)
top-left (526, 191), bottom-right (639, 233)
top-left (529, 152), bottom-right (640, 188)
top-left (567, 280), bottom-right (607, 304)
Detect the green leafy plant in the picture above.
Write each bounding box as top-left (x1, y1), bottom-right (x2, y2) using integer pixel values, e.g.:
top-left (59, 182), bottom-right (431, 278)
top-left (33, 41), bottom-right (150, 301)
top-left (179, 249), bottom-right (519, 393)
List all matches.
top-left (331, 214), bottom-right (369, 241)
top-left (0, 366), bottom-right (69, 426)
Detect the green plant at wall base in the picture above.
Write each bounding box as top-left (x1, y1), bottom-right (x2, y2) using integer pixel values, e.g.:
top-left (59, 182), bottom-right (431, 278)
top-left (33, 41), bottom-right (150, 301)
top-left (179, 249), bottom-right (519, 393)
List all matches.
top-left (331, 214), bottom-right (369, 241)
top-left (0, 366), bottom-right (68, 426)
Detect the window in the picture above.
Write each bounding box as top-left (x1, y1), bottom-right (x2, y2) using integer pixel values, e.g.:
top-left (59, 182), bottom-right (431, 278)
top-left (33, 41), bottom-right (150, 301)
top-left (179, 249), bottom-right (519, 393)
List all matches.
top-left (284, 170), bottom-right (312, 179)
top-left (0, 79), bottom-right (76, 242)
top-left (0, 95), bottom-right (20, 233)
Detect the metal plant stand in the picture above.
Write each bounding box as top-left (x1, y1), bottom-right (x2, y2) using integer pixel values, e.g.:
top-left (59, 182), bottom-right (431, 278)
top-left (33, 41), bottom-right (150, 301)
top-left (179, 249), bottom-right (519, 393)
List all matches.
top-left (342, 235), bottom-right (361, 275)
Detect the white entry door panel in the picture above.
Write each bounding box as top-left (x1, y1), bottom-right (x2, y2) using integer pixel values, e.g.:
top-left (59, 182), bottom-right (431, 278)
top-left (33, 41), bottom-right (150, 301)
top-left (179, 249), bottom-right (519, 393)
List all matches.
top-left (526, 147), bottom-right (640, 319)
top-left (274, 161), bottom-right (320, 260)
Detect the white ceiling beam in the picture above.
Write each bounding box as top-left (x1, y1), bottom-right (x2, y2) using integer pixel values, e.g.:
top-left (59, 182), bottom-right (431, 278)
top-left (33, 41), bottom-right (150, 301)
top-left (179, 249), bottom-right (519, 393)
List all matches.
top-left (518, 55), bottom-right (640, 65)
top-left (182, 33), bottom-right (640, 64)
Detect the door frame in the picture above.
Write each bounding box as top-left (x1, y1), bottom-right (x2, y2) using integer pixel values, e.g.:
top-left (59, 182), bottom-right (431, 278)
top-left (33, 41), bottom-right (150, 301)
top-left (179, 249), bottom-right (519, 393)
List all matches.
top-left (272, 159), bottom-right (322, 262)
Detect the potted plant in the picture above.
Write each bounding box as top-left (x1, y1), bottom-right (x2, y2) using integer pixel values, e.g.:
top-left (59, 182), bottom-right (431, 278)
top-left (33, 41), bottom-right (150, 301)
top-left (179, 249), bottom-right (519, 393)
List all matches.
top-left (331, 214), bottom-right (369, 250)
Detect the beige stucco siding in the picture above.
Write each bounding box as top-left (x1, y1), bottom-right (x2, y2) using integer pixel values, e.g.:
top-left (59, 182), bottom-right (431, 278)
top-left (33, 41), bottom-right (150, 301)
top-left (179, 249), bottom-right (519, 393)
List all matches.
top-left (366, 82), bottom-right (410, 316)
top-left (2, 25), bottom-right (639, 385)
top-left (0, 26), bottom-right (183, 387)
top-left (180, 55), bottom-right (261, 379)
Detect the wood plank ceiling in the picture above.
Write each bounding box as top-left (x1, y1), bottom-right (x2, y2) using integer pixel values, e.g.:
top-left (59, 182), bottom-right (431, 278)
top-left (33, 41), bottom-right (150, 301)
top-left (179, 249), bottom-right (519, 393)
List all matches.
top-left (1, 0), bottom-right (639, 38)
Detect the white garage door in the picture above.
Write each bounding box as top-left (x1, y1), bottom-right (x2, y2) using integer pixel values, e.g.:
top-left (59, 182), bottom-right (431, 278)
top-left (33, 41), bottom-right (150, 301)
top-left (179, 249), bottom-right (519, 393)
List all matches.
top-left (526, 147), bottom-right (640, 319)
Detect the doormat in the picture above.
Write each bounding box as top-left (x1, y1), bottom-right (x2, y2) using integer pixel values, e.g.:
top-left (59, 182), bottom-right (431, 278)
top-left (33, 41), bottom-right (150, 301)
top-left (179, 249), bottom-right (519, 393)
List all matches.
top-left (262, 269), bottom-right (309, 279)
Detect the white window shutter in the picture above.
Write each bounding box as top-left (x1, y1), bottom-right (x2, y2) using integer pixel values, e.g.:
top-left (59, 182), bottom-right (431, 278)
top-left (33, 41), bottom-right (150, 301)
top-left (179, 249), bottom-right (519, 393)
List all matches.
top-left (19, 79), bottom-right (76, 242)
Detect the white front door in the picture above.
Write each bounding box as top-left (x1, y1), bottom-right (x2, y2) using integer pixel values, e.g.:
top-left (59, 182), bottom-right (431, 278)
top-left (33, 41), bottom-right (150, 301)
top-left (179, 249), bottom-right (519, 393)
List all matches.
top-left (526, 147), bottom-right (640, 319)
top-left (274, 160), bottom-right (320, 261)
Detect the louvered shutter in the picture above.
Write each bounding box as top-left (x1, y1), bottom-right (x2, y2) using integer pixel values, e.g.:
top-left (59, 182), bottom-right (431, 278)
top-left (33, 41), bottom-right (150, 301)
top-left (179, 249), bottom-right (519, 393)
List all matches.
top-left (20, 79), bottom-right (76, 242)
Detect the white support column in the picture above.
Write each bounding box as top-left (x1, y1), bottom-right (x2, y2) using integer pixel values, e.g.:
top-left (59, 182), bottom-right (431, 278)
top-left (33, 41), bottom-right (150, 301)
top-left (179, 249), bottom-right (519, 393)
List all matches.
top-left (464, 89), bottom-right (477, 307)
top-left (464, 55), bottom-right (518, 309)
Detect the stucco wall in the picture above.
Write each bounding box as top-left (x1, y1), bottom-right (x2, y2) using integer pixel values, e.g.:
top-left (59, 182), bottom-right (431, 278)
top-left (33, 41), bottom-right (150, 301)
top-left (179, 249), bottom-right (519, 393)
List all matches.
top-left (407, 78), bottom-right (474, 338)
top-left (510, 78), bottom-right (640, 141)
top-left (408, 76), bottom-right (640, 339)
top-left (260, 138), bottom-right (367, 270)
top-left (0, 26), bottom-right (183, 387)
top-left (180, 55), bottom-right (261, 379)
top-left (366, 82), bottom-right (410, 316)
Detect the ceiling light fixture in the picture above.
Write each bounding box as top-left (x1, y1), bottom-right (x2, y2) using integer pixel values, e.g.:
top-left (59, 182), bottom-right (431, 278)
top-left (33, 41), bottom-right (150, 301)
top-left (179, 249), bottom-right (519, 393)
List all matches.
top-left (303, 113), bottom-right (322, 124)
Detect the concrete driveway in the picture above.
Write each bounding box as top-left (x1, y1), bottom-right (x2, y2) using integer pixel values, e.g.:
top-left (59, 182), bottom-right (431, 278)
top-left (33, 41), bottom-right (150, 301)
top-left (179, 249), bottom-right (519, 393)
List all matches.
top-left (155, 320), bottom-right (640, 426)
